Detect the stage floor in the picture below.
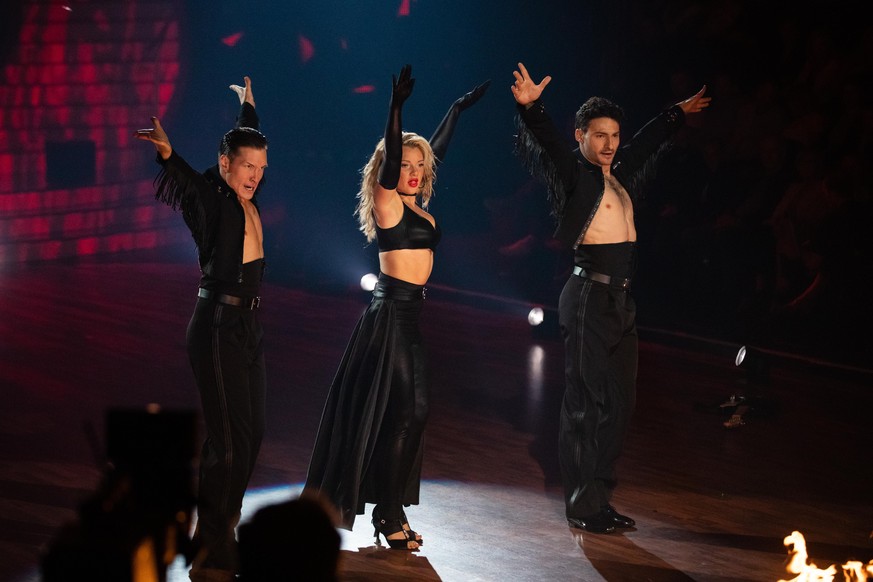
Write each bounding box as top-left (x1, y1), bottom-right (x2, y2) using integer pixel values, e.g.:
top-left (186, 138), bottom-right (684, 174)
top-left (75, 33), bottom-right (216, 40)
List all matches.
top-left (1, 261), bottom-right (871, 581)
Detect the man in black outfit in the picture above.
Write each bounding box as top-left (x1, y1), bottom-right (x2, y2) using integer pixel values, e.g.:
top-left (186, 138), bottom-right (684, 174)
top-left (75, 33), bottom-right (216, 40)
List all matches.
top-left (135, 77), bottom-right (268, 580)
top-left (511, 62), bottom-right (710, 533)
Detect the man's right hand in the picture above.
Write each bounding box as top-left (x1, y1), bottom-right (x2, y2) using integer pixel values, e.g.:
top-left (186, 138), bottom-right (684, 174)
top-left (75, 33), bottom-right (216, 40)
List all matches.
top-left (230, 76), bottom-right (255, 107)
top-left (134, 117), bottom-right (172, 160)
top-left (511, 62), bottom-right (551, 106)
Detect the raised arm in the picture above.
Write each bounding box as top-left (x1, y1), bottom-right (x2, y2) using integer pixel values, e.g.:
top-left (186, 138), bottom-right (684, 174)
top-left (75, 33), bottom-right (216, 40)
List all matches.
top-left (428, 79), bottom-right (490, 165)
top-left (134, 114), bottom-right (211, 241)
top-left (377, 64), bottom-right (415, 191)
top-left (512, 62), bottom-right (578, 198)
top-left (676, 85), bottom-right (710, 115)
top-left (618, 85), bottom-right (711, 177)
top-left (230, 75), bottom-right (260, 130)
top-left (510, 62), bottom-right (551, 107)
top-left (134, 116), bottom-right (172, 160)
top-left (229, 75), bottom-right (255, 107)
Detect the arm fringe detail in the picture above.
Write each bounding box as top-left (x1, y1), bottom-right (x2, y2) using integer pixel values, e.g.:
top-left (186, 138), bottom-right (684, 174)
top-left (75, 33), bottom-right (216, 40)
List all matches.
top-left (513, 113), bottom-right (566, 219)
top-left (153, 165), bottom-right (204, 238)
top-left (625, 142), bottom-right (672, 203)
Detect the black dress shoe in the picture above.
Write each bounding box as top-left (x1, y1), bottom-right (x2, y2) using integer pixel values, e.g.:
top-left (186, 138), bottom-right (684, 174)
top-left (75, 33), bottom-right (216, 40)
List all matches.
top-left (567, 510), bottom-right (616, 534)
top-left (603, 504), bottom-right (636, 528)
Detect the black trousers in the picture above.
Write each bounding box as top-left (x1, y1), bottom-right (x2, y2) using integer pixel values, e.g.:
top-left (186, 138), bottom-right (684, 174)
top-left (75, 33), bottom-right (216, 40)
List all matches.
top-left (186, 298), bottom-right (266, 571)
top-left (558, 275), bottom-right (637, 518)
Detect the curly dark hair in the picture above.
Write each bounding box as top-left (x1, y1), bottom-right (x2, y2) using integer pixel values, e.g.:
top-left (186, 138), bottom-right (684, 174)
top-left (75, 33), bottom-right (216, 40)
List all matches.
top-left (575, 96), bottom-right (624, 132)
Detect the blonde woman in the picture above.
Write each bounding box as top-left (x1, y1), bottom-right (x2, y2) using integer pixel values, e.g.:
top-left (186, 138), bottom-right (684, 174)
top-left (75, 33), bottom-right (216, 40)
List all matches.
top-left (305, 65), bottom-right (488, 550)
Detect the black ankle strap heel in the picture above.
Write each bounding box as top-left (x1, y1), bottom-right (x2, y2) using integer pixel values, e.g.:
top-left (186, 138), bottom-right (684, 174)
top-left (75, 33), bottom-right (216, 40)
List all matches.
top-left (372, 516), bottom-right (419, 550)
top-left (400, 508), bottom-right (423, 546)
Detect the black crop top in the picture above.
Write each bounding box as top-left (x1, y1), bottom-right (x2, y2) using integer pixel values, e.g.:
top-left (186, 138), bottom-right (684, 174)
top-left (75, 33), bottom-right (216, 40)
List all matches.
top-left (376, 202), bottom-right (442, 252)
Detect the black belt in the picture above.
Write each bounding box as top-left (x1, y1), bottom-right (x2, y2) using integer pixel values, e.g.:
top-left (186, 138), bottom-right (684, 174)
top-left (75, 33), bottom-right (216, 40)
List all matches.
top-left (572, 266), bottom-right (631, 290)
top-left (198, 288), bottom-right (260, 309)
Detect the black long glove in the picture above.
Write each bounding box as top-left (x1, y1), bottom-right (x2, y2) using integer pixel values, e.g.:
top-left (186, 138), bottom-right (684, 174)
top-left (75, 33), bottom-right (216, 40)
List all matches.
top-left (429, 79), bottom-right (491, 165)
top-left (378, 64), bottom-right (415, 190)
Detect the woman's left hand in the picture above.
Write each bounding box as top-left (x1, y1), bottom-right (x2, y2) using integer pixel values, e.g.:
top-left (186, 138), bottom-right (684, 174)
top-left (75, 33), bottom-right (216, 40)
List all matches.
top-left (454, 80), bottom-right (491, 111)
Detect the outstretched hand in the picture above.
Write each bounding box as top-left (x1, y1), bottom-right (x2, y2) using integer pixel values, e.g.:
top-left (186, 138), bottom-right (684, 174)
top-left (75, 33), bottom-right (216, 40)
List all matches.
top-left (511, 62), bottom-right (551, 106)
top-left (454, 79), bottom-right (491, 112)
top-left (229, 76), bottom-right (255, 107)
top-left (677, 85), bottom-right (711, 115)
top-left (390, 64), bottom-right (415, 107)
top-left (134, 117), bottom-right (172, 160)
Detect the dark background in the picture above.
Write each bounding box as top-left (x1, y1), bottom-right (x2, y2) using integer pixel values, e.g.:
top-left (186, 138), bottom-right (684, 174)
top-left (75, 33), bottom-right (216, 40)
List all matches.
top-left (3, 0), bottom-right (871, 368)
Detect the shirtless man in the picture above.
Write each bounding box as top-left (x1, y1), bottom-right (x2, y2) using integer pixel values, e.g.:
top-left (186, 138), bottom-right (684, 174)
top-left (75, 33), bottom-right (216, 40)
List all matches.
top-left (511, 62), bottom-right (710, 534)
top-left (136, 77), bottom-right (269, 581)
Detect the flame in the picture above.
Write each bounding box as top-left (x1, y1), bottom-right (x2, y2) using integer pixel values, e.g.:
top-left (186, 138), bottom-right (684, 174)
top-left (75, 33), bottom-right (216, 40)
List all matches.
top-left (844, 561), bottom-right (873, 582)
top-left (779, 531), bottom-right (873, 582)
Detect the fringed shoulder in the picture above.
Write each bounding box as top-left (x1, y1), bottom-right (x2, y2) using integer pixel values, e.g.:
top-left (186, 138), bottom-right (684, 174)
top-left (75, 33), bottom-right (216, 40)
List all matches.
top-left (514, 113), bottom-right (567, 220)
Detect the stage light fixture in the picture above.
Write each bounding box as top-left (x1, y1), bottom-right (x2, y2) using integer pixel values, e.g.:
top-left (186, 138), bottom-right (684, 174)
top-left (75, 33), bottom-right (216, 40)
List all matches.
top-left (527, 306), bottom-right (544, 326)
top-left (735, 345), bottom-right (748, 367)
top-left (718, 344), bottom-right (775, 428)
top-left (360, 273), bottom-right (378, 292)
top-left (735, 345), bottom-right (769, 382)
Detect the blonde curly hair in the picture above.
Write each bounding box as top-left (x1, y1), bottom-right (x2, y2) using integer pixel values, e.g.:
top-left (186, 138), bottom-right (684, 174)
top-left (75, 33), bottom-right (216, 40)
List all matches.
top-left (355, 132), bottom-right (436, 242)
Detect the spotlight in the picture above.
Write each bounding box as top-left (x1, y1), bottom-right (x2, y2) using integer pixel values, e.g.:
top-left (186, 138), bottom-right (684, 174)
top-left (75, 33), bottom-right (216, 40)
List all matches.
top-left (735, 345), bottom-right (747, 367)
top-left (716, 344), bottom-right (776, 428)
top-left (735, 345), bottom-right (769, 383)
top-left (360, 273), bottom-right (378, 292)
top-left (527, 306), bottom-right (544, 326)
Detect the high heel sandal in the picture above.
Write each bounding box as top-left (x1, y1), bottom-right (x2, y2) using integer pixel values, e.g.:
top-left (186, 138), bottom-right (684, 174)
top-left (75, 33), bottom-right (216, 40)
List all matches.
top-left (372, 516), bottom-right (419, 550)
top-left (400, 508), bottom-right (423, 546)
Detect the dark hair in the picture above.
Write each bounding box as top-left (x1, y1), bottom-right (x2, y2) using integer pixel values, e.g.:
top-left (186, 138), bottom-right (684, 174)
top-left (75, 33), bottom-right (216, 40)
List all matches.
top-left (575, 97), bottom-right (625, 132)
top-left (238, 496), bottom-right (340, 582)
top-left (219, 126), bottom-right (268, 158)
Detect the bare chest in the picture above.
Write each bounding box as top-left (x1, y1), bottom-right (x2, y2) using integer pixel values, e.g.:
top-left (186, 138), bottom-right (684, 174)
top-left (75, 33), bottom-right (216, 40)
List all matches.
top-left (582, 174), bottom-right (637, 244)
top-left (239, 200), bottom-right (264, 260)
top-left (602, 175), bottom-right (633, 215)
